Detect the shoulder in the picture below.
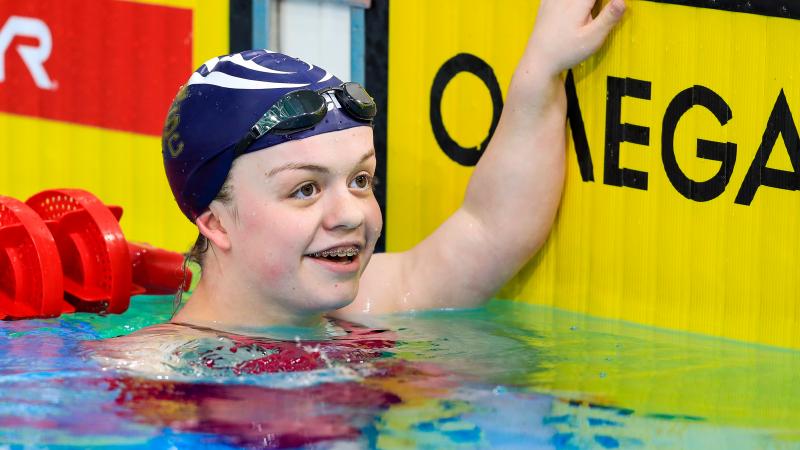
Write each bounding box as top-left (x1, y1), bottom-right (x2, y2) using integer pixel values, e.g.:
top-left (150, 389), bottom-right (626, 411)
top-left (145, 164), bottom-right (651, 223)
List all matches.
top-left (339, 252), bottom-right (409, 315)
top-left (85, 323), bottom-right (221, 376)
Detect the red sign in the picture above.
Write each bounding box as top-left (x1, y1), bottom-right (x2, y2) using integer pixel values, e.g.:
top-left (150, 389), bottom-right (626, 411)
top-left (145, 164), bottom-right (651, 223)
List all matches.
top-left (0, 0), bottom-right (192, 136)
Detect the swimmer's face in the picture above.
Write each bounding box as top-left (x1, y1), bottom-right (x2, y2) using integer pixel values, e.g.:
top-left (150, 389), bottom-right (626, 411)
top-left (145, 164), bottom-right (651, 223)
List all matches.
top-left (222, 127), bottom-right (382, 314)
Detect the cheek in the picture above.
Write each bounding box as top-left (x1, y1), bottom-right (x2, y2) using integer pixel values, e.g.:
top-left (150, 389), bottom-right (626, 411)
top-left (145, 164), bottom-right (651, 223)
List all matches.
top-left (366, 198), bottom-right (383, 240)
top-left (255, 247), bottom-right (288, 280)
top-left (236, 209), bottom-right (308, 280)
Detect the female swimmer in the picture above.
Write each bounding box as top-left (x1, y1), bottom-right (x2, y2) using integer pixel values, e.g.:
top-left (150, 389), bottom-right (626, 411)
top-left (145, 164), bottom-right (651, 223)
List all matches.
top-left (158, 0), bottom-right (626, 333)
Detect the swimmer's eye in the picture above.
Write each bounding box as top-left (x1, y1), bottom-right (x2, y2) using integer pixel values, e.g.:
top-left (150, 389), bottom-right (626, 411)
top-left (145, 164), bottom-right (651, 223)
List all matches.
top-left (350, 173), bottom-right (373, 190)
top-left (292, 183), bottom-right (319, 199)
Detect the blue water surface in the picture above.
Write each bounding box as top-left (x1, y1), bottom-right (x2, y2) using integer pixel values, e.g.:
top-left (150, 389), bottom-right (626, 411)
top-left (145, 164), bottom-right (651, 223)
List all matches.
top-left (0, 296), bottom-right (799, 449)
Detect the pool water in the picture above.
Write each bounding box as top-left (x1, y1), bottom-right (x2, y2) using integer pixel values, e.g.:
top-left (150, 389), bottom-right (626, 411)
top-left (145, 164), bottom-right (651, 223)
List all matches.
top-left (0, 296), bottom-right (799, 449)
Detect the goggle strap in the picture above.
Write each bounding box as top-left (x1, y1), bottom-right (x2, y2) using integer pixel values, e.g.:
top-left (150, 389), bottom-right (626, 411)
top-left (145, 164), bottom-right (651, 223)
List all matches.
top-left (234, 133), bottom-right (256, 158)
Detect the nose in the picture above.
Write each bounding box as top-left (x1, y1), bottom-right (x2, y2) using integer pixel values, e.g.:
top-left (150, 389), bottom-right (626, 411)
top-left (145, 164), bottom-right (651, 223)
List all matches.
top-left (322, 187), bottom-right (365, 232)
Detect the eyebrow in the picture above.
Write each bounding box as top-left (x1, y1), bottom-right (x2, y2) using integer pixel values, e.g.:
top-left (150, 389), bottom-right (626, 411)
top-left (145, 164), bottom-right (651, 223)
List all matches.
top-left (266, 148), bottom-right (376, 177)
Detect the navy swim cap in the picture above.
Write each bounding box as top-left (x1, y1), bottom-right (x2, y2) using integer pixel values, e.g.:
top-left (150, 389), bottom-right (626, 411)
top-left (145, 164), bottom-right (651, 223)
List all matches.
top-left (162, 50), bottom-right (371, 221)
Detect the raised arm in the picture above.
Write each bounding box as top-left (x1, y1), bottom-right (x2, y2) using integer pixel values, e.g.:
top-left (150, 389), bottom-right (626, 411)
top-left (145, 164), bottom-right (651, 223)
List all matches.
top-left (344, 0), bottom-right (626, 315)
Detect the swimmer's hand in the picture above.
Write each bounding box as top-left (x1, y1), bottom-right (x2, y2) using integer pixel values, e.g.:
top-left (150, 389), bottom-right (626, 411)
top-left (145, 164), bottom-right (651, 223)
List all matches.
top-left (340, 0), bottom-right (626, 315)
top-left (528, 0), bottom-right (626, 77)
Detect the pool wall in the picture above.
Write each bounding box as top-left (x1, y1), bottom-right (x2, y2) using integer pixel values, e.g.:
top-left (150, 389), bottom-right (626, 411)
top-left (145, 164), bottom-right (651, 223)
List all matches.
top-left (378, 0), bottom-right (800, 349)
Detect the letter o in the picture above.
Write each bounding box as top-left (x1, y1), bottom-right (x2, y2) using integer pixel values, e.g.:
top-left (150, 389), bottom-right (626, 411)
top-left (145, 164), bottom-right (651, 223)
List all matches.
top-left (429, 53), bottom-right (503, 166)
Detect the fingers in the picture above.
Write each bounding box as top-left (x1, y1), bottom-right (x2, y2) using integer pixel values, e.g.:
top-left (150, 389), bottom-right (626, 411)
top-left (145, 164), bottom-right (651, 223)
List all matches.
top-left (589, 0), bottom-right (626, 39)
top-left (525, 0), bottom-right (626, 74)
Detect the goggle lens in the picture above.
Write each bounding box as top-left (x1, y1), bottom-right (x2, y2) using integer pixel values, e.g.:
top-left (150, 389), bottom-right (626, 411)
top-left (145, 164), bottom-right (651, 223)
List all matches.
top-left (272, 90), bottom-right (327, 132)
top-left (235, 82), bottom-right (375, 158)
top-left (337, 82), bottom-right (377, 120)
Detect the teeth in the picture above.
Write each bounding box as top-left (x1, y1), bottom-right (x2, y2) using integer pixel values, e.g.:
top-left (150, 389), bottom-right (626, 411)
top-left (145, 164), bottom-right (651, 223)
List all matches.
top-left (311, 247), bottom-right (359, 258)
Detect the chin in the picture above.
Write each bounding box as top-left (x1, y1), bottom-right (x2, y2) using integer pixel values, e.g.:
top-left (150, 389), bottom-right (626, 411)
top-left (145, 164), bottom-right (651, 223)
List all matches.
top-left (326, 296), bottom-right (356, 312)
top-left (305, 284), bottom-right (359, 313)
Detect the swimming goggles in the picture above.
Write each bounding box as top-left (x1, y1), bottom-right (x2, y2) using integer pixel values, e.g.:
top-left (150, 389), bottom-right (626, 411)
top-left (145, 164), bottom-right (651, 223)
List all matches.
top-left (233, 82), bottom-right (376, 157)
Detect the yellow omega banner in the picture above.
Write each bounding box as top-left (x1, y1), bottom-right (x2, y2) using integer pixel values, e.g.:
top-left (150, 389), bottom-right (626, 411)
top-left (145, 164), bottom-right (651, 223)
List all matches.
top-left (0, 0), bottom-right (228, 252)
top-left (386, 0), bottom-right (800, 349)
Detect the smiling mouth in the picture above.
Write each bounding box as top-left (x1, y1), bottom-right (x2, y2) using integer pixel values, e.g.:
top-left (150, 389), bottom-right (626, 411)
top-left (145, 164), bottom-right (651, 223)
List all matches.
top-left (306, 246), bottom-right (360, 264)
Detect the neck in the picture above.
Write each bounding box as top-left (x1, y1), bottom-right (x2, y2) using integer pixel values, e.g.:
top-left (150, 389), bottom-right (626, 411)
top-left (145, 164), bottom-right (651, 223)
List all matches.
top-left (171, 274), bottom-right (325, 333)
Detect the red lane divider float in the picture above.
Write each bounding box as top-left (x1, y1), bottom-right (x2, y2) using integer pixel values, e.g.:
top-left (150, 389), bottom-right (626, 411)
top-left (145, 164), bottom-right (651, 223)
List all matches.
top-left (0, 189), bottom-right (192, 320)
top-left (0, 196), bottom-right (69, 319)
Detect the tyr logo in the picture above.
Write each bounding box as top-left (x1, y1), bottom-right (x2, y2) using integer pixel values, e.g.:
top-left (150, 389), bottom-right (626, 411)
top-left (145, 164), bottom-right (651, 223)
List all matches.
top-left (0, 16), bottom-right (56, 90)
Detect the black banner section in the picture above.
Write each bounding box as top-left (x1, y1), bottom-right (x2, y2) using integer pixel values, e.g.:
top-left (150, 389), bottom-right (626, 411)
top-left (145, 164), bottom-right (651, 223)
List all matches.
top-left (366, 0), bottom-right (389, 252)
top-left (643, 0), bottom-right (800, 20)
top-left (230, 0), bottom-right (253, 53)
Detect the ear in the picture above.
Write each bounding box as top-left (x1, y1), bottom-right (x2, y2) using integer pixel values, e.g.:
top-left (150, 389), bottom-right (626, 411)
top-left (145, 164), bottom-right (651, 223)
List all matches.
top-left (196, 204), bottom-right (232, 251)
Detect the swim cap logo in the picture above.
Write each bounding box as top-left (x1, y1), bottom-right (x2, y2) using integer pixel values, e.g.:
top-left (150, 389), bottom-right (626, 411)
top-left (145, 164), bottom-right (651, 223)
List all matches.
top-left (0, 16), bottom-right (56, 90)
top-left (164, 85), bottom-right (188, 158)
